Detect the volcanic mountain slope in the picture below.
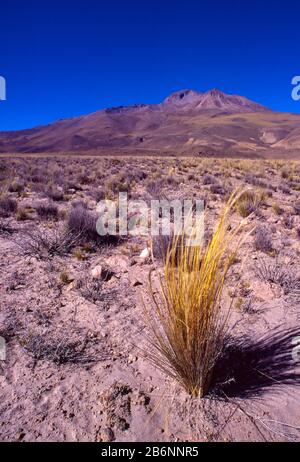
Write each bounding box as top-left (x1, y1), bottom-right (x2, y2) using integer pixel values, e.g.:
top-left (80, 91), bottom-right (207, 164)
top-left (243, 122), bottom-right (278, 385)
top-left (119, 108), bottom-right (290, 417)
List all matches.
top-left (1, 88), bottom-right (300, 158)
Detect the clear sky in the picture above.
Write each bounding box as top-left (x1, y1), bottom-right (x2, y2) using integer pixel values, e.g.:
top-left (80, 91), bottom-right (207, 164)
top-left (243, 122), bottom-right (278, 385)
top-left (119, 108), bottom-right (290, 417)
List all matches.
top-left (1, 0), bottom-right (300, 130)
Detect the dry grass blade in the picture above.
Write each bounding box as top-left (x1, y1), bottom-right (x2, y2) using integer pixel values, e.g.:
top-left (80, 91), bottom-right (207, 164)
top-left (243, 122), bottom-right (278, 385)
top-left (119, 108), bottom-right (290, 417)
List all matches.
top-left (14, 227), bottom-right (83, 260)
top-left (145, 190), bottom-right (253, 398)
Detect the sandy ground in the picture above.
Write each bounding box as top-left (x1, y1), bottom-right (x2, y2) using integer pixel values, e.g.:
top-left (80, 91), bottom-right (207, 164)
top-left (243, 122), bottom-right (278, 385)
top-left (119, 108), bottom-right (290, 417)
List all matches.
top-left (0, 156), bottom-right (299, 442)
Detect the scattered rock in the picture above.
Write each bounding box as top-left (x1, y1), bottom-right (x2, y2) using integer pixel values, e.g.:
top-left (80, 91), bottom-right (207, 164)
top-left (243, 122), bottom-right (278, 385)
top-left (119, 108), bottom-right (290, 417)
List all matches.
top-left (66, 281), bottom-right (76, 292)
top-left (99, 427), bottom-right (115, 442)
top-left (139, 248), bottom-right (150, 259)
top-left (106, 255), bottom-right (128, 273)
top-left (128, 354), bottom-right (138, 364)
top-left (91, 265), bottom-right (103, 279)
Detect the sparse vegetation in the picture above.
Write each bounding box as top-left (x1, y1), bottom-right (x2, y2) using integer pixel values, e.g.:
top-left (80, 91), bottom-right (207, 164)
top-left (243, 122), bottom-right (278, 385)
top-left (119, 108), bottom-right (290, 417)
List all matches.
top-left (294, 201), bottom-right (300, 215)
top-left (145, 192), bottom-right (251, 398)
top-left (235, 189), bottom-right (260, 217)
top-left (253, 225), bottom-right (273, 253)
top-left (35, 202), bottom-right (59, 220)
top-left (0, 196), bottom-right (17, 217)
top-left (272, 202), bottom-right (284, 216)
top-left (8, 180), bottom-right (25, 194)
top-left (20, 332), bottom-right (98, 365)
top-left (46, 186), bottom-right (64, 202)
top-left (16, 207), bottom-right (31, 221)
top-left (254, 257), bottom-right (298, 295)
top-left (17, 227), bottom-right (82, 260)
top-left (0, 155), bottom-right (299, 442)
top-left (59, 271), bottom-right (72, 285)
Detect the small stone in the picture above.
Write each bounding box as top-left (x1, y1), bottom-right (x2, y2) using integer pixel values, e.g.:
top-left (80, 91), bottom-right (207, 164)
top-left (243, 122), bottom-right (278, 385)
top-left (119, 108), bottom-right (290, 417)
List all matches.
top-left (66, 281), bottom-right (76, 291)
top-left (139, 248), bottom-right (150, 259)
top-left (100, 427), bottom-right (115, 442)
top-left (91, 265), bottom-right (102, 279)
top-left (132, 279), bottom-right (143, 287)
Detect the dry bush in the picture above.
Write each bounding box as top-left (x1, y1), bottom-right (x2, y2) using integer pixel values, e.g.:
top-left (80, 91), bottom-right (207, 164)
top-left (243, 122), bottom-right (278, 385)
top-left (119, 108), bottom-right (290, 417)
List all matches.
top-left (105, 173), bottom-right (131, 194)
top-left (145, 192), bottom-right (251, 398)
top-left (16, 226), bottom-right (82, 260)
top-left (89, 188), bottom-right (106, 202)
top-left (294, 201), bottom-right (300, 215)
top-left (281, 168), bottom-right (289, 179)
top-left (152, 234), bottom-right (177, 263)
top-left (35, 202), bottom-right (58, 220)
top-left (253, 225), bottom-right (273, 253)
top-left (8, 180), bottom-right (25, 194)
top-left (272, 203), bottom-right (284, 216)
top-left (45, 186), bottom-right (64, 202)
top-left (16, 207), bottom-right (31, 221)
top-left (235, 189), bottom-right (262, 217)
top-left (203, 174), bottom-right (216, 185)
top-left (67, 204), bottom-right (120, 247)
top-left (76, 268), bottom-right (115, 304)
top-left (278, 184), bottom-right (291, 195)
top-left (20, 332), bottom-right (102, 365)
top-left (77, 276), bottom-right (105, 304)
top-left (146, 178), bottom-right (165, 196)
top-left (210, 183), bottom-right (225, 195)
top-left (245, 174), bottom-right (268, 190)
top-left (254, 257), bottom-right (299, 297)
top-left (0, 219), bottom-right (14, 236)
top-left (0, 196), bottom-right (17, 217)
top-left (282, 214), bottom-right (294, 230)
top-left (67, 205), bottom-right (101, 243)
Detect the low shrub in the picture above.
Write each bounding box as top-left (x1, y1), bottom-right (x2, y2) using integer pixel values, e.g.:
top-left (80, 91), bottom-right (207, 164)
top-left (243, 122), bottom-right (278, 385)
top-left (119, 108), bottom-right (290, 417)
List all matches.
top-left (35, 202), bottom-right (58, 220)
top-left (46, 187), bottom-right (64, 202)
top-left (145, 192), bottom-right (251, 397)
top-left (210, 183), bottom-right (225, 195)
top-left (272, 203), bottom-right (284, 216)
top-left (16, 227), bottom-right (81, 260)
top-left (67, 204), bottom-right (119, 247)
top-left (294, 201), bottom-right (300, 215)
top-left (16, 207), bottom-right (31, 221)
top-left (203, 174), bottom-right (216, 185)
top-left (235, 190), bottom-right (261, 218)
top-left (253, 225), bottom-right (273, 253)
top-left (8, 180), bottom-right (25, 194)
top-left (0, 196), bottom-right (17, 217)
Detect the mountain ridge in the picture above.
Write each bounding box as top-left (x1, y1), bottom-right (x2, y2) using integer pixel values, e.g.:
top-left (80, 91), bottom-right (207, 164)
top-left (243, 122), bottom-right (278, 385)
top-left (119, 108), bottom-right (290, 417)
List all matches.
top-left (0, 88), bottom-right (300, 159)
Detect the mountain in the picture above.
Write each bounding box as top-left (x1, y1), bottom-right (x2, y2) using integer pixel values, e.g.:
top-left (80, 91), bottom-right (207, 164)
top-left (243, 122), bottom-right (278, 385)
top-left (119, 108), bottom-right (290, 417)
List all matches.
top-left (162, 88), bottom-right (269, 113)
top-left (1, 88), bottom-right (300, 159)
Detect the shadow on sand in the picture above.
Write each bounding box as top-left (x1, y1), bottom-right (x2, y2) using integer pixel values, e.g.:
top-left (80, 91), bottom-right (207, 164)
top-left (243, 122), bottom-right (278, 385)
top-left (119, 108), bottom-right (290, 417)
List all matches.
top-left (211, 327), bottom-right (300, 399)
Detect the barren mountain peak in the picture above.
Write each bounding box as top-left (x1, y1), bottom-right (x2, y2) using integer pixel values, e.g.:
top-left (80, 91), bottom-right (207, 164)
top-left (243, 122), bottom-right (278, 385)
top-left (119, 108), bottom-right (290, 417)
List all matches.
top-left (205, 88), bottom-right (224, 96)
top-left (0, 87), bottom-right (298, 158)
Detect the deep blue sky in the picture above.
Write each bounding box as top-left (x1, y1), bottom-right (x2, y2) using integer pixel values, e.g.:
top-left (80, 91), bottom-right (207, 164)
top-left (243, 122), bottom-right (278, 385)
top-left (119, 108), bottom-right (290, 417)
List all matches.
top-left (1, 0), bottom-right (300, 130)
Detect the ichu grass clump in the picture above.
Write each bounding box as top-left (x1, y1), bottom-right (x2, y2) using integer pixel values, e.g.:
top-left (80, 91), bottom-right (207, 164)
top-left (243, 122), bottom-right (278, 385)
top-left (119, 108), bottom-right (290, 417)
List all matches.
top-left (145, 191), bottom-right (252, 398)
top-left (235, 189), bottom-right (261, 217)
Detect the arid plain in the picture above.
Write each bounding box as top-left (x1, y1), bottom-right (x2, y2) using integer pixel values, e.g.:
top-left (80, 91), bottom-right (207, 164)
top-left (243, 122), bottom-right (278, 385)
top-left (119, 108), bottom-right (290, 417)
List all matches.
top-left (0, 154), bottom-right (299, 442)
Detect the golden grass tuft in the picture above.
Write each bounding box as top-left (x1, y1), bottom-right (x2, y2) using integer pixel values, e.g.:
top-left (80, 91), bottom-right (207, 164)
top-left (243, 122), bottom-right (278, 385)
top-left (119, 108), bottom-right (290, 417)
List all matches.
top-left (145, 191), bottom-right (252, 398)
top-left (235, 189), bottom-right (262, 218)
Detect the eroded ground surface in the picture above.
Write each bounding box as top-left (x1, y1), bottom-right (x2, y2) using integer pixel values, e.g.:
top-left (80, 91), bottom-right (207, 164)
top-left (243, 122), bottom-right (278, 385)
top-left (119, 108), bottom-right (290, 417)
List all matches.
top-left (0, 156), bottom-right (299, 441)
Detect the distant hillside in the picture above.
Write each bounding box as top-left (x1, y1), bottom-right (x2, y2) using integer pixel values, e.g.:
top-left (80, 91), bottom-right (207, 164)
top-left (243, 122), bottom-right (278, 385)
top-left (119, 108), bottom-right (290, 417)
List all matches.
top-left (1, 88), bottom-right (300, 159)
